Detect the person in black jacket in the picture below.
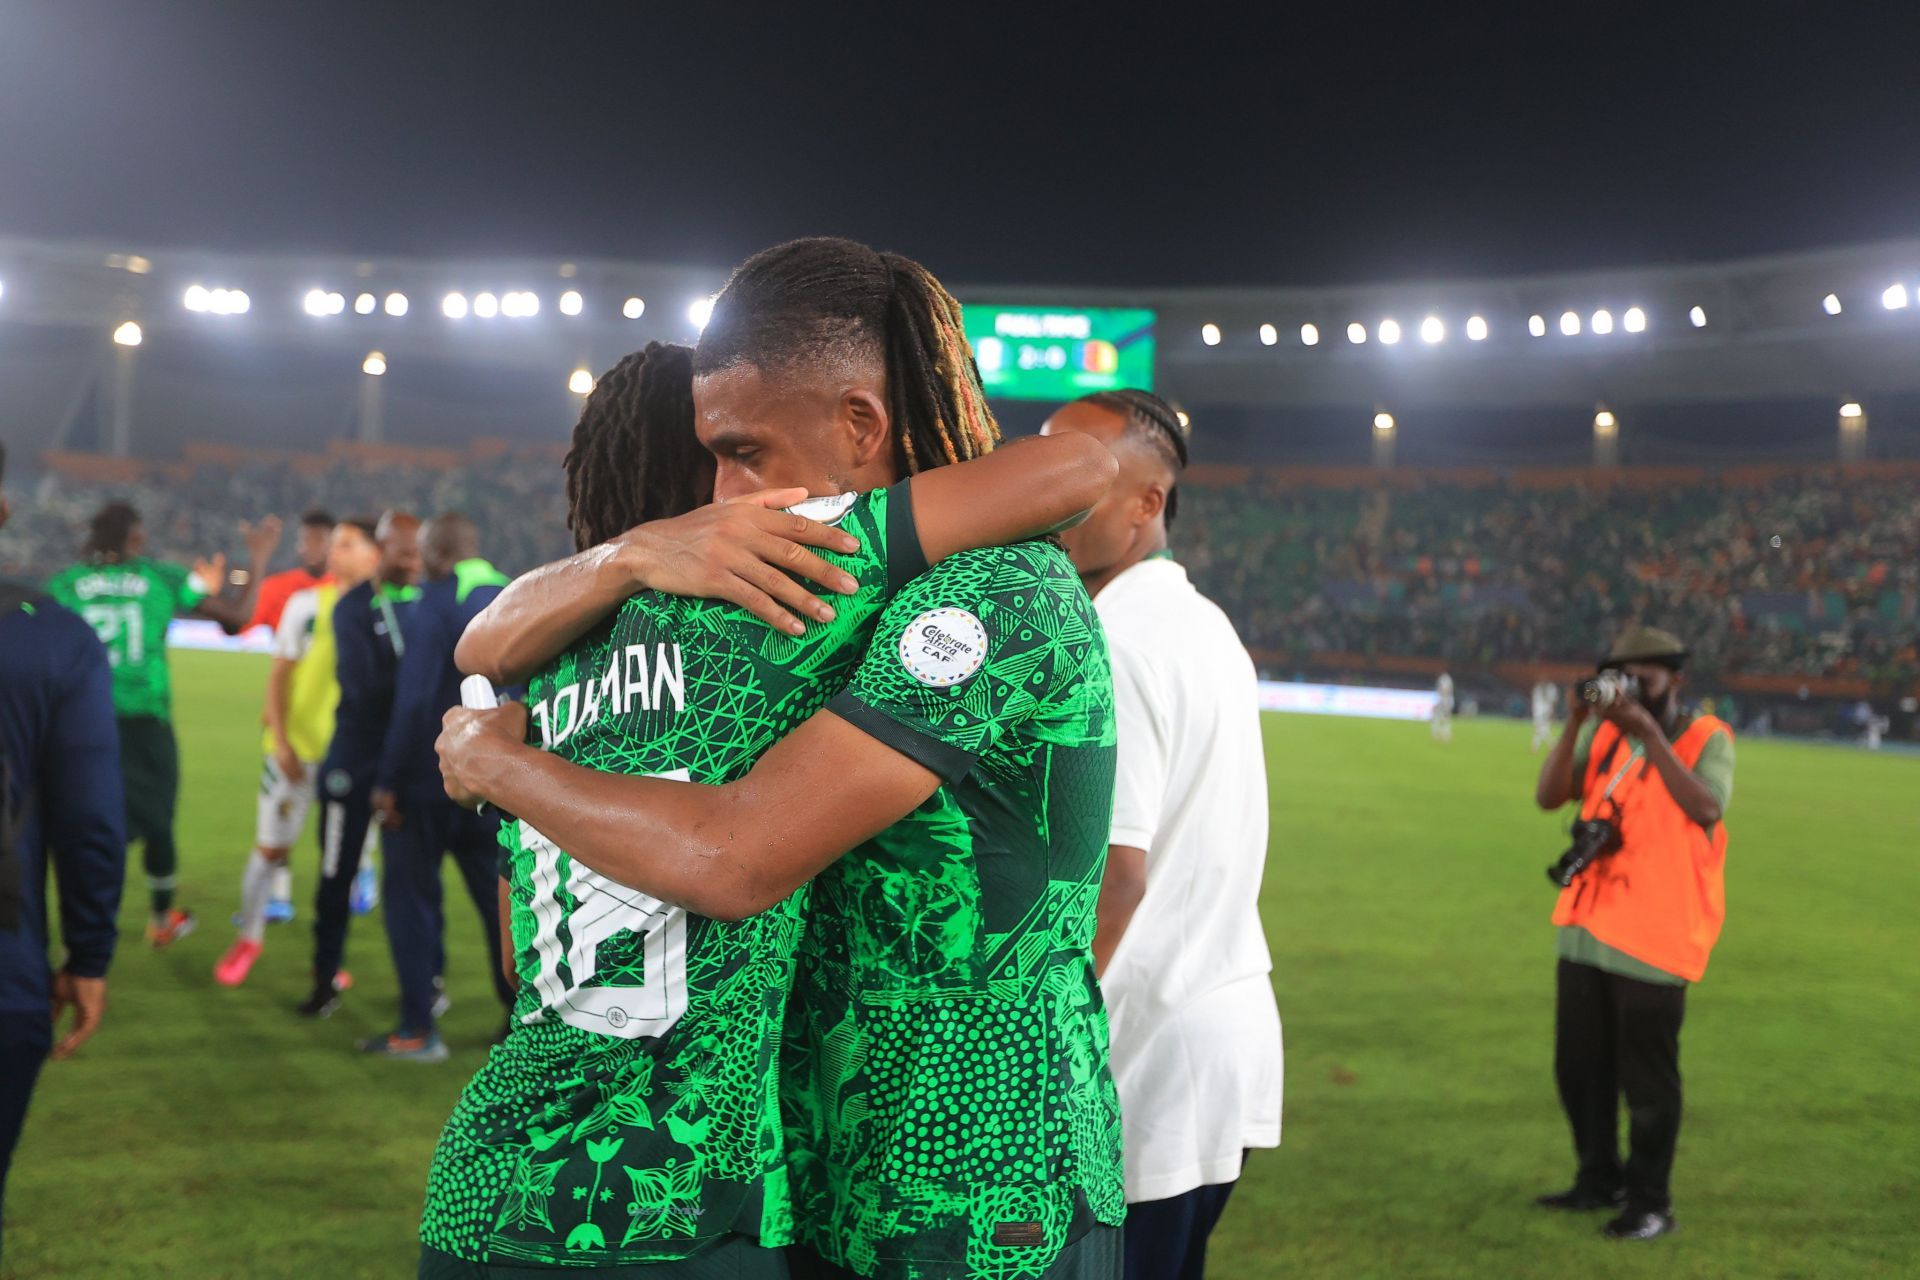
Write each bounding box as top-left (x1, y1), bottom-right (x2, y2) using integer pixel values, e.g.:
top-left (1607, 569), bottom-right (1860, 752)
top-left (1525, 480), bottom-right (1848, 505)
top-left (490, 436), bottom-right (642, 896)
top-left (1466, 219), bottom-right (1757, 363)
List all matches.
top-left (0, 440), bottom-right (127, 1262)
top-left (296, 511), bottom-right (422, 1018)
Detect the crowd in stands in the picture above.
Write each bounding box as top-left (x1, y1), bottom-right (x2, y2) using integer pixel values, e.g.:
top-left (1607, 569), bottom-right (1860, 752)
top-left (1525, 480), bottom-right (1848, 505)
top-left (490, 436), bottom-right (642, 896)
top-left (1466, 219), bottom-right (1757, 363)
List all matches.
top-left (5, 450), bottom-right (1917, 687)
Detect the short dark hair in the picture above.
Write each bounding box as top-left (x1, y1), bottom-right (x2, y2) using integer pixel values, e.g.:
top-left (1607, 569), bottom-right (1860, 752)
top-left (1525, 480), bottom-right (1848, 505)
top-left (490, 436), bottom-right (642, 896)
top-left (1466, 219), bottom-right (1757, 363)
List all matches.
top-left (1075, 388), bottom-right (1190, 522)
top-left (563, 342), bottom-right (711, 551)
top-left (695, 237), bottom-right (999, 475)
top-left (85, 501), bottom-right (142, 557)
top-left (339, 517), bottom-right (379, 543)
top-left (300, 507), bottom-right (336, 530)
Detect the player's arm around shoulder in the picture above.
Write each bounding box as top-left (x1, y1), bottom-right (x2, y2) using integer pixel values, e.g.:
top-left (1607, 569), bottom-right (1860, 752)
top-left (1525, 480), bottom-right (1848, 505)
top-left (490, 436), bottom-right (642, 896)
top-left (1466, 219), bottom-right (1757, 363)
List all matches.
top-left (907, 431), bottom-right (1116, 563)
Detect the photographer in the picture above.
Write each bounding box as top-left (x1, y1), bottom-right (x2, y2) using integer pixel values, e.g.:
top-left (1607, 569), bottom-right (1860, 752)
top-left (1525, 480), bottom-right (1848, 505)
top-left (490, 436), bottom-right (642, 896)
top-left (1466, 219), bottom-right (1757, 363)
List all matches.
top-left (1532, 626), bottom-right (1734, 1242)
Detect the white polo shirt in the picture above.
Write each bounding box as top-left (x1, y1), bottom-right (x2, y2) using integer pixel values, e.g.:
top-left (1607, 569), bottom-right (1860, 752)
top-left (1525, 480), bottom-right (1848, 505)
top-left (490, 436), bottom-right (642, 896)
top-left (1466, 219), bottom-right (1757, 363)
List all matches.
top-left (1095, 555), bottom-right (1283, 1204)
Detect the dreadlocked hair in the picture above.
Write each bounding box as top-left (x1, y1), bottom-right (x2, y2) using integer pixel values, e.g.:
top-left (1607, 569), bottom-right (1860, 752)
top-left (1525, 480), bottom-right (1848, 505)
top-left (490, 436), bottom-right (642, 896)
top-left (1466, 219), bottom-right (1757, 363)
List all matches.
top-left (694, 237), bottom-right (1001, 475)
top-left (562, 342), bottom-right (709, 552)
top-left (1076, 388), bottom-right (1191, 522)
top-left (85, 501), bottom-right (141, 559)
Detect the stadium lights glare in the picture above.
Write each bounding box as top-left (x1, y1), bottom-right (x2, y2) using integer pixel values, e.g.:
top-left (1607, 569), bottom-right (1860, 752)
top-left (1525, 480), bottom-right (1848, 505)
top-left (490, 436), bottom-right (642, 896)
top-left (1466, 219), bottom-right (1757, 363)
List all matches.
top-left (303, 288), bottom-right (346, 317)
top-left (559, 290), bottom-right (584, 316)
top-left (689, 296), bottom-right (716, 331)
top-left (1300, 323), bottom-right (1321, 346)
top-left (473, 292), bottom-right (500, 319)
top-left (1346, 322), bottom-right (1367, 345)
top-left (1373, 412), bottom-right (1395, 432)
top-left (1419, 316), bottom-right (1444, 344)
top-left (1822, 293), bottom-right (1843, 316)
top-left (442, 292), bottom-right (469, 319)
top-left (384, 292), bottom-right (409, 317)
top-left (1259, 323), bottom-right (1278, 346)
top-left (1594, 409), bottom-right (1617, 431)
top-left (186, 284), bottom-right (248, 315)
top-left (1559, 311), bottom-right (1581, 336)
top-left (362, 351), bottom-right (387, 377)
top-left (569, 368), bottom-right (594, 395)
top-left (1689, 305), bottom-right (1707, 327)
top-left (1377, 318), bottom-right (1402, 345)
top-left (184, 284), bottom-right (210, 312)
top-left (1591, 309), bottom-right (1615, 335)
top-left (1466, 315), bottom-right (1489, 341)
top-left (354, 292), bottom-right (376, 315)
top-left (507, 291), bottom-right (541, 317)
top-left (112, 321), bottom-right (142, 347)
top-left (1528, 313), bottom-right (1547, 338)
top-left (1839, 401), bottom-right (1863, 419)
top-left (1623, 306), bottom-right (1647, 333)
top-left (1200, 323), bottom-right (1222, 346)
top-left (622, 296), bottom-right (646, 319)
top-left (1881, 283), bottom-right (1909, 310)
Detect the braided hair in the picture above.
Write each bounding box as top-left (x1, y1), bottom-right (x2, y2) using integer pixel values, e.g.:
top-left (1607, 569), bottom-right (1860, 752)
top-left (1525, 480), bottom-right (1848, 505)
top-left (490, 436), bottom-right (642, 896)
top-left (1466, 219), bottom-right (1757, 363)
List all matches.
top-left (562, 342), bottom-right (711, 552)
top-left (85, 501), bottom-right (142, 560)
top-left (1075, 389), bottom-right (1190, 523)
top-left (694, 237), bottom-right (1000, 475)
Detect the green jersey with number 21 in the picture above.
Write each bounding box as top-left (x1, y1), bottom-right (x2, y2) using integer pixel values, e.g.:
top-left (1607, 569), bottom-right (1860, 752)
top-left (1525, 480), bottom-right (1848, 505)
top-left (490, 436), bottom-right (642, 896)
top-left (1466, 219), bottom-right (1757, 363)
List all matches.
top-left (421, 484), bottom-right (925, 1268)
top-left (45, 557), bottom-right (206, 720)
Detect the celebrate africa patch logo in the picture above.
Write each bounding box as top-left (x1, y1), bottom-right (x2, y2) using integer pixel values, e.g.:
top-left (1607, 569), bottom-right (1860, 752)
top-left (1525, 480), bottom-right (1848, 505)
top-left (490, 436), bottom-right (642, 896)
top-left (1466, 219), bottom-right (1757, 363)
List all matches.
top-left (899, 607), bottom-right (987, 688)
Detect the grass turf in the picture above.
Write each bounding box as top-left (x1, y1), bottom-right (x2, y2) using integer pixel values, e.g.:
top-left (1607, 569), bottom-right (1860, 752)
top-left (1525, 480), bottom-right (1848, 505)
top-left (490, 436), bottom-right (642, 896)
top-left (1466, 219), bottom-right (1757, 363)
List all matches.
top-left (7, 649), bottom-right (1918, 1278)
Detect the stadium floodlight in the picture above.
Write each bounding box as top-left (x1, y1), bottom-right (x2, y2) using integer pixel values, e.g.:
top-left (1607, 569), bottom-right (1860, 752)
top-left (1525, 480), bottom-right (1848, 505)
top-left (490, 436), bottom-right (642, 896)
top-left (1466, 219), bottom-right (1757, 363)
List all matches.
top-left (1466, 314), bottom-right (1489, 341)
top-left (1373, 412), bottom-right (1395, 432)
top-left (183, 284), bottom-right (211, 313)
top-left (569, 368), bottom-right (594, 395)
top-left (1200, 323), bottom-right (1222, 346)
top-left (1346, 321), bottom-right (1367, 344)
top-left (559, 289), bottom-right (584, 316)
top-left (1591, 309), bottom-right (1615, 335)
top-left (1300, 322), bottom-right (1321, 346)
top-left (504, 290), bottom-right (540, 318)
top-left (1419, 316), bottom-right (1444, 344)
top-left (216, 289), bottom-right (250, 315)
top-left (689, 296), bottom-right (716, 330)
top-left (622, 296), bottom-right (646, 319)
top-left (1689, 305), bottom-right (1707, 327)
top-left (1623, 306), bottom-right (1648, 333)
top-left (1822, 293), bottom-right (1843, 316)
top-left (1259, 323), bottom-right (1278, 346)
top-left (1559, 310), bottom-right (1581, 336)
top-left (1594, 409), bottom-right (1617, 430)
top-left (1839, 401), bottom-right (1863, 419)
top-left (442, 292), bottom-right (469, 319)
top-left (473, 291), bottom-right (500, 319)
top-left (1528, 313), bottom-right (1547, 338)
top-left (354, 292), bottom-right (376, 315)
top-left (303, 288), bottom-right (332, 317)
top-left (1881, 283), bottom-right (1909, 311)
top-left (112, 321), bottom-right (142, 347)
top-left (384, 292), bottom-right (408, 317)
top-left (1377, 318), bottom-right (1402, 345)
top-left (362, 351), bottom-right (387, 377)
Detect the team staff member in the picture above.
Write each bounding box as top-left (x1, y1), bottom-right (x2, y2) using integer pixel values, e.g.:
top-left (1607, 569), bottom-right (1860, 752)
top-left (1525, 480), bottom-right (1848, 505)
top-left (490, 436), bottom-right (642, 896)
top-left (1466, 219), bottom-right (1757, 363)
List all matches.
top-left (1046, 391), bottom-right (1283, 1280)
top-left (215, 518), bottom-right (383, 987)
top-left (45, 503), bottom-right (282, 946)
top-left (299, 511), bottom-right (421, 1018)
top-left (0, 442), bottom-right (127, 1263)
top-left (362, 514), bottom-right (514, 1061)
top-left (1533, 626), bottom-right (1734, 1242)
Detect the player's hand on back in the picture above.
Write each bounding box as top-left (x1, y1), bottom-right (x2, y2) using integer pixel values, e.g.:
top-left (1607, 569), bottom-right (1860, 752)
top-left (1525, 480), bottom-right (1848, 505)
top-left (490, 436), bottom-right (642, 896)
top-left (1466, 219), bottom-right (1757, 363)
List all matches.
top-left (50, 971), bottom-right (107, 1060)
top-left (438, 702), bottom-right (531, 809)
top-left (610, 488), bottom-right (862, 637)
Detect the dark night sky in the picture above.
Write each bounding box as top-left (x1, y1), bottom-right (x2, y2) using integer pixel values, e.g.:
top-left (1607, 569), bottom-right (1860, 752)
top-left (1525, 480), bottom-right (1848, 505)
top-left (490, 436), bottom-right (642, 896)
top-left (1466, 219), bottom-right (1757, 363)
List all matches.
top-left (2, 1), bottom-right (1917, 288)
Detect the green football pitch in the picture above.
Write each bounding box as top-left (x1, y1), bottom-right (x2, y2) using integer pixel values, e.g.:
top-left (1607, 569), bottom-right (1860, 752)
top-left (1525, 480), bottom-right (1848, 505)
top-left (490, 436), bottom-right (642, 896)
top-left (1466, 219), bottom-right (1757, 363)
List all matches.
top-left (7, 650), bottom-right (1917, 1279)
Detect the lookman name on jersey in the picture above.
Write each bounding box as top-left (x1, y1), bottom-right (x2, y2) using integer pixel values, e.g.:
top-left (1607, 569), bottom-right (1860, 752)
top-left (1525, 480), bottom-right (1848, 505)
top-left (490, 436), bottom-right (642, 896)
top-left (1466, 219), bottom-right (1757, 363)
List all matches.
top-left (528, 642), bottom-right (687, 748)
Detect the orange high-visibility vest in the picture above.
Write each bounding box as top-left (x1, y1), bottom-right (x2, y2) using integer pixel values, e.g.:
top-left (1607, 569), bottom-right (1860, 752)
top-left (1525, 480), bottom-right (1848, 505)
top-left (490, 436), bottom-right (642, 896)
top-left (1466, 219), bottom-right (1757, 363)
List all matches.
top-left (1551, 714), bottom-right (1731, 982)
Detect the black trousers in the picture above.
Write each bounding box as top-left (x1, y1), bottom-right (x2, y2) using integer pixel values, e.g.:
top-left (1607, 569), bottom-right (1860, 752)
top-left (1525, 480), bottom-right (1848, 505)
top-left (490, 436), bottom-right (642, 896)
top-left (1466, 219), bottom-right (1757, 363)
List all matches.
top-left (382, 785), bottom-right (511, 1035)
top-left (311, 773), bottom-right (376, 989)
top-left (0, 1010), bottom-right (52, 1264)
top-left (1125, 1177), bottom-right (1238, 1280)
top-left (117, 715), bottom-right (179, 912)
top-left (1553, 958), bottom-right (1687, 1212)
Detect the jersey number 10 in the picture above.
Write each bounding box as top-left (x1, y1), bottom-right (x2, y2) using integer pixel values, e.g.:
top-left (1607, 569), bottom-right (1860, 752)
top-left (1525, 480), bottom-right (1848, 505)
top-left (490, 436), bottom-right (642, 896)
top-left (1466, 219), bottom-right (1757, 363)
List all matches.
top-left (517, 807), bottom-right (690, 1041)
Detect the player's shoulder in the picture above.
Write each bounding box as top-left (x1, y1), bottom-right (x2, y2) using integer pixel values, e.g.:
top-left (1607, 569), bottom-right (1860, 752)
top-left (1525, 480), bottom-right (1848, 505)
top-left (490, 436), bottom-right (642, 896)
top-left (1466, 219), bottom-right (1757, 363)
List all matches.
top-left (919, 538), bottom-right (1081, 595)
top-left (0, 590), bottom-right (108, 680)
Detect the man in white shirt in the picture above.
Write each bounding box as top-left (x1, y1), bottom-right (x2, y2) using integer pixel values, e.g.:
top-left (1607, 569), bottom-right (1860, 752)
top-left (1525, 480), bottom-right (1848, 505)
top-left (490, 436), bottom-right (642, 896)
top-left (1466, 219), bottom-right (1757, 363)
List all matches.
top-left (1043, 390), bottom-right (1282, 1280)
top-left (1532, 680), bottom-right (1559, 750)
top-left (1434, 672), bottom-right (1455, 741)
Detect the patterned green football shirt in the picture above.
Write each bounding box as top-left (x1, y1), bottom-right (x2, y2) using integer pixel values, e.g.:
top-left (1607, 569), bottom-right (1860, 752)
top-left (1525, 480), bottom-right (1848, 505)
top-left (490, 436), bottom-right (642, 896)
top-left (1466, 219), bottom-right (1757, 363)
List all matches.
top-left (421, 485), bottom-right (924, 1268)
top-left (44, 557), bottom-right (205, 719)
top-left (788, 542), bottom-right (1124, 1280)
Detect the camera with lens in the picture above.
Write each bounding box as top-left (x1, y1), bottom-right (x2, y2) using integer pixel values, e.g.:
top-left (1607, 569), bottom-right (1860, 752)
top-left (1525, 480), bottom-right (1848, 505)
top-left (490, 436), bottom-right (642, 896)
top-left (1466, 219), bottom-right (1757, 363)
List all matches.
top-left (1577, 670), bottom-right (1641, 710)
top-left (1547, 816), bottom-right (1623, 887)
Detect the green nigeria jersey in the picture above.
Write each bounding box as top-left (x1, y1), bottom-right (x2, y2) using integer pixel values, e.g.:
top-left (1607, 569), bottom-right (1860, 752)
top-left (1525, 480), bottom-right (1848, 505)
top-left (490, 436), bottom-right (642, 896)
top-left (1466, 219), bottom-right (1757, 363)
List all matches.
top-left (787, 541), bottom-right (1124, 1280)
top-left (422, 484), bottom-right (926, 1268)
top-left (45, 556), bottom-right (206, 719)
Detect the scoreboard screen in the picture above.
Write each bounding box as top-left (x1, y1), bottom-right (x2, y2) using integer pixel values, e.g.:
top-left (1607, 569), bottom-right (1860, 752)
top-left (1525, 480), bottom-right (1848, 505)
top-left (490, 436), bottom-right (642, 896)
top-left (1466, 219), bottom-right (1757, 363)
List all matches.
top-left (961, 305), bottom-right (1157, 401)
